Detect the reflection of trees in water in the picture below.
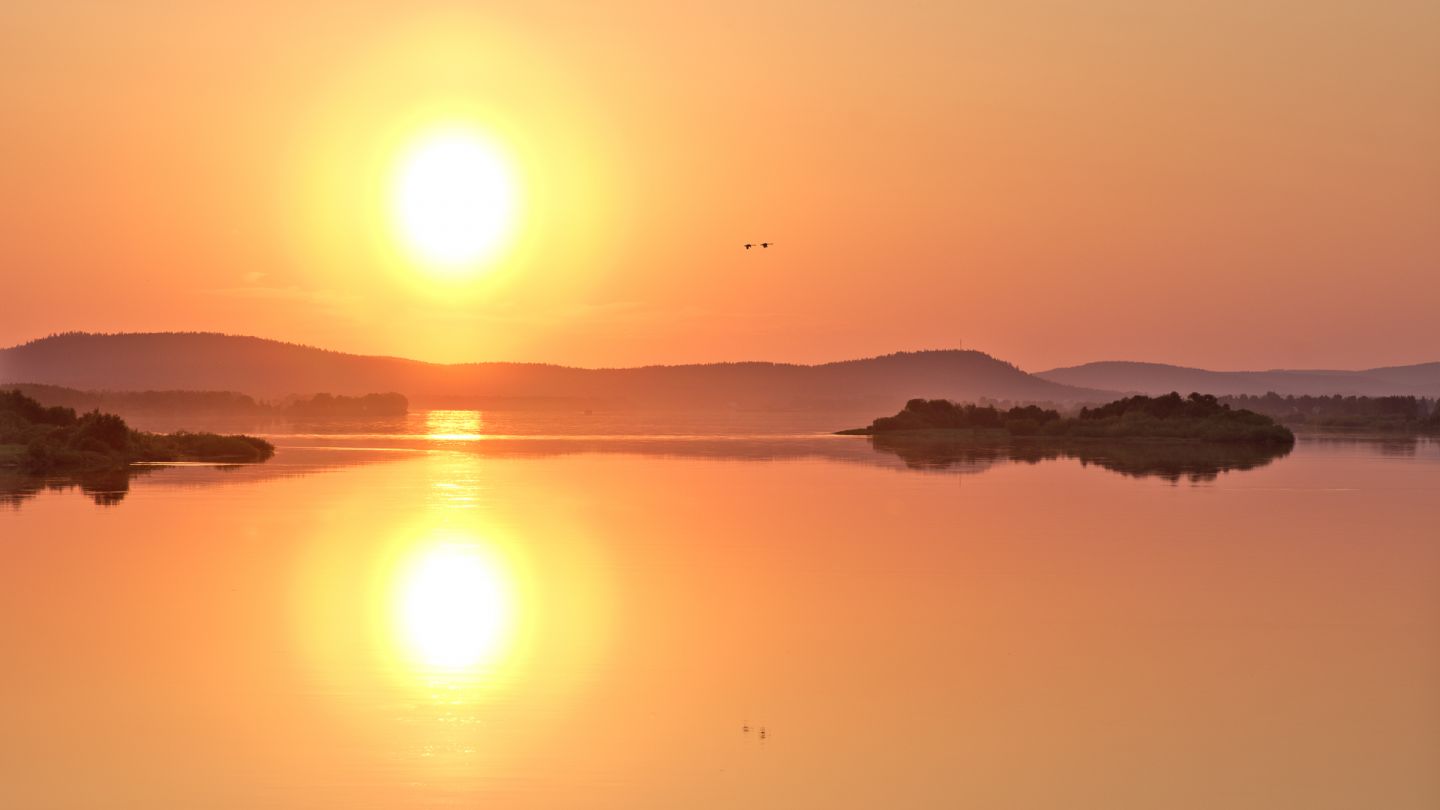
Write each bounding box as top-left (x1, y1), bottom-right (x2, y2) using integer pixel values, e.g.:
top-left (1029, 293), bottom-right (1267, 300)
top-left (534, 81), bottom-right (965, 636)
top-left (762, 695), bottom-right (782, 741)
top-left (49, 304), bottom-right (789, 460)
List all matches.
top-left (863, 437), bottom-right (1010, 475)
top-left (1298, 434), bottom-right (1430, 458)
top-left (1, 468), bottom-right (144, 508)
top-left (0, 464), bottom-right (242, 508)
top-left (0, 448), bottom-right (409, 511)
top-left (870, 434), bottom-right (1292, 483)
top-left (0, 431), bottom-right (1305, 510)
top-left (1058, 442), bottom-right (1291, 482)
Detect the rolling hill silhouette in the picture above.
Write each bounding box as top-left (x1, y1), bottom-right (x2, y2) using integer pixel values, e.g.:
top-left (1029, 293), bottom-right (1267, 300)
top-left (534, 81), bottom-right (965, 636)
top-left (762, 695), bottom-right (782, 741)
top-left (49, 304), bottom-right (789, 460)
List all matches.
top-left (1, 332), bottom-right (1110, 410)
top-left (1038, 360), bottom-right (1440, 398)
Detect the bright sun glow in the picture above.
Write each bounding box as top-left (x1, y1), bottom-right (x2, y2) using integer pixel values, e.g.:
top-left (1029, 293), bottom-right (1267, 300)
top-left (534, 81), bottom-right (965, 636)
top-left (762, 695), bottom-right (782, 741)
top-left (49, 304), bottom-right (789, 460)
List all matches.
top-left (393, 129), bottom-right (517, 271)
top-left (398, 542), bottom-right (512, 670)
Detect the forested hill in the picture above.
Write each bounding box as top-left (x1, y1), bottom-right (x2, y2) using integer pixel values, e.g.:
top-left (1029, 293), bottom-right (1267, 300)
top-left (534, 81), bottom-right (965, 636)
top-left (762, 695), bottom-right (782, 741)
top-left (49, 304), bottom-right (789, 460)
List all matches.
top-left (1038, 360), bottom-right (1440, 398)
top-left (0, 332), bottom-right (1111, 409)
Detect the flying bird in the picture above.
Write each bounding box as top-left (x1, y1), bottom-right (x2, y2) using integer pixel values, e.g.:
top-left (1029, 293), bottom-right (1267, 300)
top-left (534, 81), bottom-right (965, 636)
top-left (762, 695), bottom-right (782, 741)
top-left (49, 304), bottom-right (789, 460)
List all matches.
top-left (743, 243), bottom-right (754, 249)
top-left (760, 242), bottom-right (774, 248)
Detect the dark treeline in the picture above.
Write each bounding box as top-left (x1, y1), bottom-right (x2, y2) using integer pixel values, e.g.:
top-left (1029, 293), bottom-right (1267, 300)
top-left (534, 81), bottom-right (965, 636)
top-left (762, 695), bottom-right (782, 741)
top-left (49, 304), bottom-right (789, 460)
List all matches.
top-left (283, 392), bottom-right (408, 418)
top-left (1, 389), bottom-right (274, 473)
top-left (858, 392), bottom-right (1294, 445)
top-left (9, 385), bottom-right (264, 416)
top-left (4, 384), bottom-right (407, 419)
top-left (1221, 393), bottom-right (1440, 431)
top-left (869, 400), bottom-right (1062, 436)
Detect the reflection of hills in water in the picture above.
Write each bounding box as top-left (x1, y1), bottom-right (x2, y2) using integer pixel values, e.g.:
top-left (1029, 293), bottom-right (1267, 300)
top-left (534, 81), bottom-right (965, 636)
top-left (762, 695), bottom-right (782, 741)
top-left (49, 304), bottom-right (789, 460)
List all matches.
top-left (3, 428), bottom-right (1306, 509)
top-left (869, 433), bottom-right (1293, 483)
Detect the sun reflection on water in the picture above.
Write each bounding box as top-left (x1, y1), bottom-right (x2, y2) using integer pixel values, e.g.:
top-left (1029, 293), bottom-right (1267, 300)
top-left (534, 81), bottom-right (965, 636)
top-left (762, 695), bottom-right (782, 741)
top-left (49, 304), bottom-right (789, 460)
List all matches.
top-left (394, 538), bottom-right (514, 672)
top-left (425, 409), bottom-right (484, 441)
top-left (288, 451), bottom-right (615, 780)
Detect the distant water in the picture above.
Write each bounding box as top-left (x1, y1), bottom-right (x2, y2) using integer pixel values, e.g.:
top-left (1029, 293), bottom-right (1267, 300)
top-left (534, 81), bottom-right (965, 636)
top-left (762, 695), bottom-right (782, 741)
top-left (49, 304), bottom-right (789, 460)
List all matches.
top-left (2, 412), bottom-right (1437, 809)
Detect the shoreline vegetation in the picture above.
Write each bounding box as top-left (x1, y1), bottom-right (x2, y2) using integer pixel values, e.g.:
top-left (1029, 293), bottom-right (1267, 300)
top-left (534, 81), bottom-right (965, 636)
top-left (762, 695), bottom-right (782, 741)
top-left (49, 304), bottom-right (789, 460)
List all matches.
top-left (840, 392), bottom-right (1297, 445)
top-left (1, 390), bottom-right (275, 474)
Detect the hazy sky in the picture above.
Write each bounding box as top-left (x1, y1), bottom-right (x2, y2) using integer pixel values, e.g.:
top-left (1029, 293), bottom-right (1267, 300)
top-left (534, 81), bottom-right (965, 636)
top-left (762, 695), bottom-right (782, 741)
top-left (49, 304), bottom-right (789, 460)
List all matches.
top-left (2, 1), bottom-right (1436, 370)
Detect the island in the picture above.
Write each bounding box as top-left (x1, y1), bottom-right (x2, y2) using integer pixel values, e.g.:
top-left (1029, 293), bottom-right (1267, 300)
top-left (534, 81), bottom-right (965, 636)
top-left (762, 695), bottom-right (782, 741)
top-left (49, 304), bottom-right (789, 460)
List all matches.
top-left (840, 392), bottom-right (1296, 445)
top-left (1, 389), bottom-right (274, 473)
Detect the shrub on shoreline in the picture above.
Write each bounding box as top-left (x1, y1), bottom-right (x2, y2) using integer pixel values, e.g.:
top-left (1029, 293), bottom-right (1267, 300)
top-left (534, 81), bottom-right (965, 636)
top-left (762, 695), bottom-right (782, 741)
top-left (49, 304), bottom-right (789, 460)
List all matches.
top-left (2, 390), bottom-right (273, 473)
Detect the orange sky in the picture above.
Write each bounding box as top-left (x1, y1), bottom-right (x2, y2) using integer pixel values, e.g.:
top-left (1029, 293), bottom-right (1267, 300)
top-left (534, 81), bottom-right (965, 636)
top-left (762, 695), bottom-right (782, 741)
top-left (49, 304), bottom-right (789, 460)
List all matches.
top-left (2, 1), bottom-right (1436, 371)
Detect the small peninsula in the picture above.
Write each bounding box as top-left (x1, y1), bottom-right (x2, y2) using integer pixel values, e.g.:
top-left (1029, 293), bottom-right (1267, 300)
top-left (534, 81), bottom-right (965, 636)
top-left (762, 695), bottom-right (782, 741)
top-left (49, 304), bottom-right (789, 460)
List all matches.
top-left (1, 389), bottom-right (274, 473)
top-left (840, 392), bottom-right (1295, 445)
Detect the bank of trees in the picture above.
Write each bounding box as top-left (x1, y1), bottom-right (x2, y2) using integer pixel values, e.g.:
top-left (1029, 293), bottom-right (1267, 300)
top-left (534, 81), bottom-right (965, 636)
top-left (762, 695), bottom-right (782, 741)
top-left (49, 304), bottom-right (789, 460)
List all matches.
top-left (863, 392), bottom-right (1294, 445)
top-left (283, 392), bottom-right (408, 418)
top-left (869, 399), bottom-right (1062, 435)
top-left (1222, 393), bottom-right (1440, 431)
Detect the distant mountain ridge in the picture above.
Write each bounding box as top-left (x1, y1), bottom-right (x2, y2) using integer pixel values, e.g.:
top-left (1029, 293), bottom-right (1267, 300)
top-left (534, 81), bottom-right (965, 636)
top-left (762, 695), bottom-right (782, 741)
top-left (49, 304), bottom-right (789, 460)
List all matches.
top-left (0, 332), bottom-right (1111, 410)
top-left (1038, 360), bottom-right (1440, 398)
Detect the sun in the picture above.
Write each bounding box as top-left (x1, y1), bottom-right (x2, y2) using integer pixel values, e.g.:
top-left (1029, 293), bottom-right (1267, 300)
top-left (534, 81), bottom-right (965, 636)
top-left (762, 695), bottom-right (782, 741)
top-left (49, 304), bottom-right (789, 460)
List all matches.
top-left (392, 128), bottom-right (517, 272)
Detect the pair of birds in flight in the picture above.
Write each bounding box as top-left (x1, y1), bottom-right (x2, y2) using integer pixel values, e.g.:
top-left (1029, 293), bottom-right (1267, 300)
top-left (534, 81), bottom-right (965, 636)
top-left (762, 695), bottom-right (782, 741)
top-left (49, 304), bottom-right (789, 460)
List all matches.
top-left (743, 242), bottom-right (775, 250)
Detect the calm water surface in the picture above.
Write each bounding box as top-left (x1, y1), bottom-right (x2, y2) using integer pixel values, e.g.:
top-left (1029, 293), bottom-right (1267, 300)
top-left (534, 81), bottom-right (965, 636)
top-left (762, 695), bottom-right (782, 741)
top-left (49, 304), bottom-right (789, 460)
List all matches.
top-left (2, 412), bottom-right (1438, 808)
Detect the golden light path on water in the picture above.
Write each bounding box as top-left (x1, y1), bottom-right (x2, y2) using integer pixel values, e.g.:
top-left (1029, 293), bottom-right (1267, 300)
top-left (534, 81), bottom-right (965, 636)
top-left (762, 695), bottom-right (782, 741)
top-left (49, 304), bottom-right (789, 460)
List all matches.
top-left (424, 409), bottom-right (485, 441)
top-left (287, 406), bottom-right (615, 793)
top-left (388, 411), bottom-right (523, 688)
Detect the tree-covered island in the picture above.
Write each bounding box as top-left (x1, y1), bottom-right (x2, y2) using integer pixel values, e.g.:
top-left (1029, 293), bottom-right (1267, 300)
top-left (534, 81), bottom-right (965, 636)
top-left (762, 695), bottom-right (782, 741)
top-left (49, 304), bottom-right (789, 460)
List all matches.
top-left (1, 389), bottom-right (274, 473)
top-left (840, 392), bottom-right (1295, 445)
